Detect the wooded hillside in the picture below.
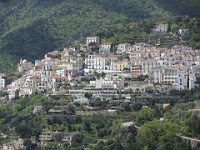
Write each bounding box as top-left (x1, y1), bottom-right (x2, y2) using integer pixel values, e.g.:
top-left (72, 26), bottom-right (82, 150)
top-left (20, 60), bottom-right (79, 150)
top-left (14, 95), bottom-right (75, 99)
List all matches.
top-left (0, 0), bottom-right (200, 73)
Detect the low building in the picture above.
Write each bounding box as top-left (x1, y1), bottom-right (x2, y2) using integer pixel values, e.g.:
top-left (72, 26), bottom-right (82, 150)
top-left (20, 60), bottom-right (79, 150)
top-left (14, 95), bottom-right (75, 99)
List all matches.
top-left (155, 23), bottom-right (169, 32)
top-left (39, 131), bottom-right (80, 146)
top-left (33, 106), bottom-right (44, 114)
top-left (178, 29), bottom-right (189, 37)
top-left (86, 36), bottom-right (101, 45)
top-left (94, 75), bottom-right (124, 90)
top-left (3, 143), bottom-right (16, 150)
top-left (74, 95), bottom-right (89, 104)
top-left (3, 139), bottom-right (24, 150)
top-left (44, 51), bottom-right (59, 60)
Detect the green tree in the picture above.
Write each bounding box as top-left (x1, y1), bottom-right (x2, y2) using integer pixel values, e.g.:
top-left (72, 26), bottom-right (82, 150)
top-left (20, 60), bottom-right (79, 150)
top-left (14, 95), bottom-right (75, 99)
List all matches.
top-left (24, 139), bottom-right (37, 150)
top-left (137, 121), bottom-right (190, 150)
top-left (171, 23), bottom-right (179, 32)
top-left (145, 87), bottom-right (154, 94)
top-left (84, 92), bottom-right (92, 99)
top-left (121, 103), bottom-right (132, 111)
top-left (136, 107), bottom-right (156, 125)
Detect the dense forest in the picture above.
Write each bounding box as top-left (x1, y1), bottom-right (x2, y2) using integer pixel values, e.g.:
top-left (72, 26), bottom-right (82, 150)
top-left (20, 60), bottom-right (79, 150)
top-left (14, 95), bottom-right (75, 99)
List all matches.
top-left (0, 0), bottom-right (200, 73)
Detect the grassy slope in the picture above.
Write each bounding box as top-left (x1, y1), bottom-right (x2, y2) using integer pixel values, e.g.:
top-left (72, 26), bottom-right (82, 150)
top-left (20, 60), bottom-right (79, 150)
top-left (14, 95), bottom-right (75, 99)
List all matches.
top-left (0, 0), bottom-right (200, 73)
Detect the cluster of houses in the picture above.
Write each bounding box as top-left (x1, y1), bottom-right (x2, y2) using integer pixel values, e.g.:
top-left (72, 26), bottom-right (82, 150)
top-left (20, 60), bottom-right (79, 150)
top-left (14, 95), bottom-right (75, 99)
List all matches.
top-left (0, 22), bottom-right (198, 102)
top-left (1, 34), bottom-right (199, 101)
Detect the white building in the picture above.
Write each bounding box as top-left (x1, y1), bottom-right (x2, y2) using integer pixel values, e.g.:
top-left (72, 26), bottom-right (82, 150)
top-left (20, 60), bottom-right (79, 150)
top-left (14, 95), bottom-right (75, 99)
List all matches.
top-left (152, 67), bottom-right (164, 83)
top-left (86, 36), bottom-right (100, 45)
top-left (189, 74), bottom-right (198, 90)
top-left (156, 60), bottom-right (172, 67)
top-left (163, 67), bottom-right (179, 84)
top-left (84, 54), bottom-right (119, 73)
top-left (178, 29), bottom-right (189, 37)
top-left (155, 23), bottom-right (169, 32)
top-left (74, 95), bottom-right (89, 104)
top-left (152, 66), bottom-right (189, 89)
top-left (116, 43), bottom-right (130, 54)
top-left (99, 43), bottom-right (112, 54)
top-left (129, 52), bottom-right (144, 59)
top-left (177, 70), bottom-right (187, 90)
top-left (94, 75), bottom-right (124, 90)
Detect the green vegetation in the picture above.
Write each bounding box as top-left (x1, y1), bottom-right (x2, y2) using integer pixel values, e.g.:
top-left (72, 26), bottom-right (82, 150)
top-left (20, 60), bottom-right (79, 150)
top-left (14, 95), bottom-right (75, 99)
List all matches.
top-left (0, 0), bottom-right (200, 73)
top-left (0, 81), bottom-right (200, 149)
top-left (0, 53), bottom-right (18, 74)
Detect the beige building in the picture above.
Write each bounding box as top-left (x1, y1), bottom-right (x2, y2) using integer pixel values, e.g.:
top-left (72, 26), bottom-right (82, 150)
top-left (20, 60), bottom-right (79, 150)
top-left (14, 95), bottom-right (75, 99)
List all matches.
top-left (131, 65), bottom-right (143, 77)
top-left (152, 66), bottom-right (183, 85)
top-left (18, 59), bottom-right (34, 73)
top-left (142, 59), bottom-right (156, 75)
top-left (114, 59), bottom-right (129, 71)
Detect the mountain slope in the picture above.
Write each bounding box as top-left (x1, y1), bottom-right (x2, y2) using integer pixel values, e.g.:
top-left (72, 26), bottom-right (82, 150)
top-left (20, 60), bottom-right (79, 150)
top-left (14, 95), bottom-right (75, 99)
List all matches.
top-left (0, 0), bottom-right (200, 73)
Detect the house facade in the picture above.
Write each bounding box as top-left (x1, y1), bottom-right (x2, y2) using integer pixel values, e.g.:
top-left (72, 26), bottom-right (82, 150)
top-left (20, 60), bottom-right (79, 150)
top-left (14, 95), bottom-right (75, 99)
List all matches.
top-left (86, 36), bottom-right (101, 45)
top-left (155, 23), bottom-right (169, 32)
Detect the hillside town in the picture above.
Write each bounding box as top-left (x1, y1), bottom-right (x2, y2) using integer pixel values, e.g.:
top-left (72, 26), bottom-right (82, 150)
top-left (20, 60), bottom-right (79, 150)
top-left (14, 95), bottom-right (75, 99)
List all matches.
top-left (0, 23), bottom-right (199, 103)
top-left (0, 23), bottom-right (200, 150)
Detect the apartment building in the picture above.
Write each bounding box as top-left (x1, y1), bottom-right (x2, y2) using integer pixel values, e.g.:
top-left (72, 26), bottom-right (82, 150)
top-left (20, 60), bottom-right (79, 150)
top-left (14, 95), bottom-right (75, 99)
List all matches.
top-left (114, 59), bottom-right (129, 71)
top-left (85, 54), bottom-right (119, 72)
top-left (142, 59), bottom-right (156, 75)
top-left (131, 65), bottom-right (143, 77)
top-left (152, 66), bottom-right (188, 89)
